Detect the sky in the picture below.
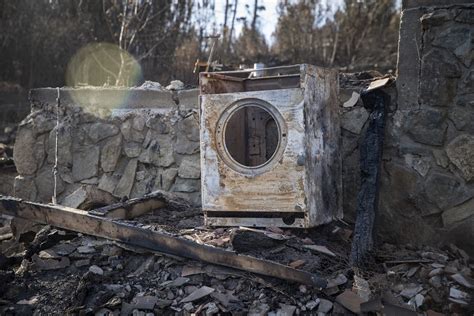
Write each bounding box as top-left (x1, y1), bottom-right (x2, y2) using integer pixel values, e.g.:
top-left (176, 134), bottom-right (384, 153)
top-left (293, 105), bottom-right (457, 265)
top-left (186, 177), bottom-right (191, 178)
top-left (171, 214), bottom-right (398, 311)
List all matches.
top-left (214, 0), bottom-right (344, 44)
top-left (213, 0), bottom-right (401, 44)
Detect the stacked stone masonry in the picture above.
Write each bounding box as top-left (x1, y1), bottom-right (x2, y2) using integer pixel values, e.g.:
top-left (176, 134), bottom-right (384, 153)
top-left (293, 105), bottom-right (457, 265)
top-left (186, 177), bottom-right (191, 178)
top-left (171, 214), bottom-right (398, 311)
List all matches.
top-left (13, 88), bottom-right (201, 207)
top-left (387, 1), bottom-right (473, 253)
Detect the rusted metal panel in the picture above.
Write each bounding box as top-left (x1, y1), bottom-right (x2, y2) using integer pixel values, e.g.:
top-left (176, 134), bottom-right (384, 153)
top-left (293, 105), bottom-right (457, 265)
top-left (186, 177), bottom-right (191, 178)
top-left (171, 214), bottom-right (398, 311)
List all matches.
top-left (200, 64), bottom-right (341, 228)
top-left (200, 71), bottom-right (300, 95)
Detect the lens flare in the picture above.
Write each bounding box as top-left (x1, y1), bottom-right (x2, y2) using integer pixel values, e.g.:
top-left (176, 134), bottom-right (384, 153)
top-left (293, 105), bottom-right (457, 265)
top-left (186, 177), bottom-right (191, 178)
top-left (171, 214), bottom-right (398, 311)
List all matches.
top-left (65, 42), bottom-right (143, 115)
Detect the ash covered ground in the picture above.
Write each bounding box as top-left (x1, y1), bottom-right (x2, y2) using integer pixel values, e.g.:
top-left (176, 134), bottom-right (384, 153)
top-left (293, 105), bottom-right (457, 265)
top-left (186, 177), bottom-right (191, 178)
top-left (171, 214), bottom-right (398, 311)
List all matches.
top-left (0, 208), bottom-right (472, 315)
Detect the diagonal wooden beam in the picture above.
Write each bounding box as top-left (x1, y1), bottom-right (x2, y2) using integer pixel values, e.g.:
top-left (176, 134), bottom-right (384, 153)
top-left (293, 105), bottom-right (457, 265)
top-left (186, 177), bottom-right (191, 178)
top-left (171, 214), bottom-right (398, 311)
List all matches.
top-left (0, 195), bottom-right (327, 289)
top-left (88, 190), bottom-right (191, 219)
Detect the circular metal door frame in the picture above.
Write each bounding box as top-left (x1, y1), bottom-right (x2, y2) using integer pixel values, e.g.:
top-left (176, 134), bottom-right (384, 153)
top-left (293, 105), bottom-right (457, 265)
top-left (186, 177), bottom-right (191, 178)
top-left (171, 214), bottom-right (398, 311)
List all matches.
top-left (215, 98), bottom-right (288, 175)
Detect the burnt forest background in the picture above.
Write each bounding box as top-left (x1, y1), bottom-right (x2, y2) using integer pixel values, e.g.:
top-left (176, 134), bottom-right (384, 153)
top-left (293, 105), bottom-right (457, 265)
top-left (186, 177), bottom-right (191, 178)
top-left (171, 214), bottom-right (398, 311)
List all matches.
top-left (0, 0), bottom-right (400, 90)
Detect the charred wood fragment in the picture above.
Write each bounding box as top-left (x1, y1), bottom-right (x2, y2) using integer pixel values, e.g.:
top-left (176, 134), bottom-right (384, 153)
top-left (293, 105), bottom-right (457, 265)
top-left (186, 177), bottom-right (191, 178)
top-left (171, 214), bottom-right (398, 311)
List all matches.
top-left (350, 89), bottom-right (389, 267)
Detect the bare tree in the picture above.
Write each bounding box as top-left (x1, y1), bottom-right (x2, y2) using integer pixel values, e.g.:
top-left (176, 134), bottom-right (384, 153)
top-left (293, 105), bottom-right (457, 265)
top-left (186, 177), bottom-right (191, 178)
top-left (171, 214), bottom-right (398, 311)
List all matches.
top-left (100, 0), bottom-right (192, 85)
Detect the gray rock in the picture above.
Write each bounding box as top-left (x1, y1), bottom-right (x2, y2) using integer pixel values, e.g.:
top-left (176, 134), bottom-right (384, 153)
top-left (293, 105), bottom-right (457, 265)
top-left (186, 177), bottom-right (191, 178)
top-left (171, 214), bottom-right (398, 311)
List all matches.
top-left (442, 198), bottom-right (474, 227)
top-left (166, 80), bottom-right (185, 91)
top-left (98, 174), bottom-right (118, 194)
top-left (341, 107), bottom-right (369, 134)
top-left (449, 287), bottom-right (470, 300)
top-left (14, 175), bottom-right (37, 200)
top-left (130, 173), bottom-right (156, 198)
top-left (121, 119), bottom-right (145, 142)
top-left (132, 116), bottom-right (146, 131)
top-left (276, 304), bottom-right (296, 316)
top-left (433, 149), bottom-right (449, 168)
top-left (124, 142), bottom-right (142, 158)
top-left (35, 166), bottom-right (65, 202)
top-left (432, 275), bottom-right (453, 291)
top-left (317, 299), bottom-right (333, 313)
top-left (428, 268), bottom-right (443, 277)
top-left (406, 109), bottom-right (447, 146)
top-left (446, 134), bottom-right (474, 181)
top-left (154, 168), bottom-right (178, 191)
top-left (146, 115), bottom-right (170, 133)
top-left (178, 155), bottom-right (201, 179)
top-left (305, 300), bottom-right (319, 311)
top-left (400, 284), bottom-right (423, 299)
top-left (449, 105), bottom-right (474, 133)
top-left (423, 251), bottom-right (449, 264)
top-left (432, 26), bottom-right (471, 65)
top-left (180, 286), bottom-right (214, 303)
top-left (205, 302), bottom-right (219, 315)
top-left (32, 255), bottom-right (70, 271)
top-left (89, 265), bottom-right (104, 275)
top-left (77, 245), bottom-right (95, 254)
top-left (51, 243), bottom-right (76, 256)
top-left (451, 273), bottom-right (473, 289)
top-left (54, 173), bottom-right (73, 188)
top-left (13, 127), bottom-right (44, 175)
top-left (424, 172), bottom-right (471, 210)
top-left (139, 136), bottom-right (174, 167)
top-left (248, 302), bottom-right (270, 316)
top-left (31, 113), bottom-right (56, 134)
top-left (101, 135), bottom-right (122, 172)
top-left (176, 133), bottom-right (199, 154)
top-left (327, 273), bottom-right (348, 288)
top-left (419, 49), bottom-right (461, 107)
top-left (139, 80), bottom-right (162, 90)
top-left (114, 159), bottom-right (137, 198)
top-left (179, 113), bottom-right (200, 142)
top-left (62, 186), bottom-right (88, 208)
top-left (414, 293), bottom-right (424, 308)
top-left (404, 154), bottom-right (431, 177)
top-left (86, 123), bottom-right (119, 142)
top-left (72, 146), bottom-right (100, 181)
top-left (132, 295), bottom-right (158, 310)
top-left (136, 171), bottom-right (146, 181)
top-left (172, 178), bottom-right (200, 193)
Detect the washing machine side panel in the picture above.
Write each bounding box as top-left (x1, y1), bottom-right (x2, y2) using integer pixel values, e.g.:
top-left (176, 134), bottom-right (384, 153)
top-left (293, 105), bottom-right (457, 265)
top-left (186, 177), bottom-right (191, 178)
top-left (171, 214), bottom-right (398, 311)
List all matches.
top-left (302, 65), bottom-right (343, 226)
top-left (200, 89), bottom-right (307, 217)
top-left (200, 93), bottom-right (232, 212)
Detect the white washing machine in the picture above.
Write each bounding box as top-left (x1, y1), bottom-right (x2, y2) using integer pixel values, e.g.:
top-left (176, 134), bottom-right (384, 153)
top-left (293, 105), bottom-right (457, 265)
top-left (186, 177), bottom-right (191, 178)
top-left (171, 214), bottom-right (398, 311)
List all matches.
top-left (199, 64), bottom-right (342, 228)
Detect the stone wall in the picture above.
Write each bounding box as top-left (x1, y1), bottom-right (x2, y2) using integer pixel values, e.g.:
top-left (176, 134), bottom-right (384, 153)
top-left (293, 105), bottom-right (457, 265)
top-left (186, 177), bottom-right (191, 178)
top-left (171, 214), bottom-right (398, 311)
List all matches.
top-left (13, 87), bottom-right (201, 208)
top-left (333, 0), bottom-right (473, 255)
top-left (379, 1), bottom-right (473, 253)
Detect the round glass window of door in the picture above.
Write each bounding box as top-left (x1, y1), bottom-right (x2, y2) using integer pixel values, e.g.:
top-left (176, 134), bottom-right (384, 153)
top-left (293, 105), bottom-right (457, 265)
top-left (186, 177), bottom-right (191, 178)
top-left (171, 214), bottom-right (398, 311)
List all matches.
top-left (224, 105), bottom-right (280, 167)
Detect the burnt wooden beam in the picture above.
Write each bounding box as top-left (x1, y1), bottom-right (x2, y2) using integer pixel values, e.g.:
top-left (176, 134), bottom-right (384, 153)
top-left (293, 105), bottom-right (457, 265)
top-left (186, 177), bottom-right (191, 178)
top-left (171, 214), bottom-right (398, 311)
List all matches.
top-left (88, 190), bottom-right (192, 219)
top-left (0, 195), bottom-right (327, 289)
top-left (350, 89), bottom-right (389, 267)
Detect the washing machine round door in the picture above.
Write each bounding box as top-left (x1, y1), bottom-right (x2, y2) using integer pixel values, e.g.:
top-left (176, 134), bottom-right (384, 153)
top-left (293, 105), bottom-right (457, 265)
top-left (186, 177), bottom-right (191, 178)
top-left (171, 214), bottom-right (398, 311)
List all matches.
top-left (215, 98), bottom-right (287, 175)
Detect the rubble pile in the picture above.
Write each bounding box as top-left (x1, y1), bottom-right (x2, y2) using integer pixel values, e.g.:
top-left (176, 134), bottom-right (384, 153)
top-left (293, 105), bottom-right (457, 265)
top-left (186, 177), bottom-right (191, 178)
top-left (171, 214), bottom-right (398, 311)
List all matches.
top-left (0, 209), bottom-right (472, 315)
